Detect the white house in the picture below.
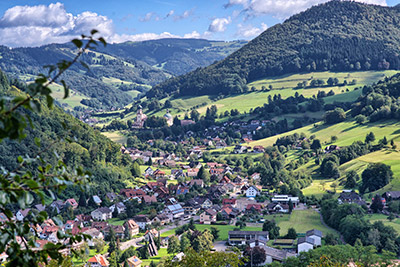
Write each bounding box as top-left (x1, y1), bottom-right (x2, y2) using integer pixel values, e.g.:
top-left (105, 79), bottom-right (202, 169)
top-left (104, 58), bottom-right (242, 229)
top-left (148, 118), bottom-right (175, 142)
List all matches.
top-left (110, 202), bottom-right (126, 215)
top-left (271, 195), bottom-right (300, 207)
top-left (132, 215), bottom-right (151, 230)
top-left (83, 228), bottom-right (104, 247)
top-left (246, 185), bottom-right (260, 198)
top-left (297, 237), bottom-right (315, 253)
top-left (306, 229), bottom-right (322, 246)
top-left (91, 207), bottom-right (112, 221)
top-left (87, 254), bottom-right (109, 267)
top-left (16, 209), bottom-right (30, 221)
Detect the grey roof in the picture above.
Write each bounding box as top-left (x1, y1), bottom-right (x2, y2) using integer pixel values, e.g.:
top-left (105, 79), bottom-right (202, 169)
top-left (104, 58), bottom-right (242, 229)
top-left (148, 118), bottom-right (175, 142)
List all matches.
top-left (263, 246), bottom-right (297, 261)
top-left (96, 207), bottom-right (112, 214)
top-left (298, 236), bottom-right (315, 245)
top-left (385, 191), bottom-right (400, 199)
top-left (167, 204), bottom-right (184, 214)
top-left (229, 231), bottom-right (269, 235)
top-left (306, 229), bottom-right (322, 238)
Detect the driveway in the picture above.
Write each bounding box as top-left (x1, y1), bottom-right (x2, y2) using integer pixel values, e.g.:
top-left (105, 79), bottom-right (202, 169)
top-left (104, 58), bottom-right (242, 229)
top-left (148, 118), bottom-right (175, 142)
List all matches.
top-left (213, 241), bottom-right (229, 252)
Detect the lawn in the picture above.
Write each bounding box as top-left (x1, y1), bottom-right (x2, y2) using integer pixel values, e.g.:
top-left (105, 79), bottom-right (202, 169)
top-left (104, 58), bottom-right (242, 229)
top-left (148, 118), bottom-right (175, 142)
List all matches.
top-left (141, 248), bottom-right (173, 266)
top-left (265, 210), bottom-right (337, 237)
top-left (72, 245), bottom-right (109, 266)
top-left (102, 131), bottom-right (128, 145)
top-left (194, 224), bottom-right (262, 241)
top-left (302, 179), bottom-right (338, 198)
top-left (107, 218), bottom-right (125, 226)
top-left (50, 84), bottom-right (91, 109)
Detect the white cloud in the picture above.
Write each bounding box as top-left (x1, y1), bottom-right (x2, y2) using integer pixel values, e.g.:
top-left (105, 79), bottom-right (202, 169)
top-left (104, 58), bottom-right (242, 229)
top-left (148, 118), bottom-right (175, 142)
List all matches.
top-left (224, 0), bottom-right (249, 8)
top-left (0, 3), bottom-right (201, 47)
top-left (139, 12), bottom-right (160, 22)
top-left (208, 17), bottom-right (232, 33)
top-left (173, 8), bottom-right (195, 21)
top-left (165, 10), bottom-right (175, 18)
top-left (246, 0), bottom-right (387, 18)
top-left (236, 22), bottom-right (267, 38)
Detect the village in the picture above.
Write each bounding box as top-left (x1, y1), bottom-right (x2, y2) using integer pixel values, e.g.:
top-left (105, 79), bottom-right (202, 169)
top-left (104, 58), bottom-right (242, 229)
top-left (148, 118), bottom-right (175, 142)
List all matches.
top-left (7, 139), bottom-right (399, 266)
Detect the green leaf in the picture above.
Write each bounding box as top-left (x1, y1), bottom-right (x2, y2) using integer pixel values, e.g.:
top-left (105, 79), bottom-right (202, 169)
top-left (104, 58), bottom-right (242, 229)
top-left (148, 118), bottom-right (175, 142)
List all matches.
top-left (17, 156), bottom-right (23, 163)
top-left (60, 80), bottom-right (69, 99)
top-left (98, 37), bottom-right (107, 47)
top-left (90, 29), bottom-right (98, 35)
top-left (71, 39), bottom-right (83, 48)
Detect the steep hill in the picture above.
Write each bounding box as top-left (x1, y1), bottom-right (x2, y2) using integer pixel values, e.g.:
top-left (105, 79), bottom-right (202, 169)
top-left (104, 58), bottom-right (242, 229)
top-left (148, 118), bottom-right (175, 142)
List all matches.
top-left (0, 70), bottom-right (133, 199)
top-left (0, 39), bottom-right (245, 109)
top-left (148, 1), bottom-right (400, 98)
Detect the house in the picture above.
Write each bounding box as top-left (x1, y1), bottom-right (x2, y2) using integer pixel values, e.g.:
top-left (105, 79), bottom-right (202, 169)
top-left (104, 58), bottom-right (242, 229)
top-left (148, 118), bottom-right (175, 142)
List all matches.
top-left (176, 186), bottom-right (190, 195)
top-left (246, 185), bottom-right (260, 198)
top-left (253, 146), bottom-right (265, 153)
top-left (306, 229), bottom-right (322, 246)
top-left (110, 202), bottom-right (126, 214)
top-left (228, 231), bottom-right (269, 246)
top-left (127, 255), bottom-right (142, 267)
top-left (152, 214), bottom-right (171, 225)
top-left (186, 168), bottom-right (199, 177)
top-left (250, 173), bottom-right (261, 180)
top-left (106, 225), bottom-right (125, 239)
top-left (338, 190), bottom-right (366, 205)
top-left (271, 195), bottom-right (300, 207)
top-left (199, 209), bottom-right (217, 224)
top-left (198, 198), bottom-right (213, 209)
top-left (267, 203), bottom-right (289, 214)
top-left (165, 204), bottom-right (185, 219)
top-left (87, 254), bottom-right (109, 267)
top-left (153, 170), bottom-right (166, 179)
top-left (144, 167), bottom-right (154, 176)
top-left (263, 246), bottom-right (297, 264)
top-left (219, 176), bottom-right (231, 184)
top-left (91, 221), bottom-right (109, 232)
top-left (222, 198), bottom-right (237, 207)
top-left (297, 237), bottom-right (315, 253)
top-left (181, 120), bottom-right (195, 126)
top-left (16, 209), bottom-right (31, 221)
top-left (144, 230), bottom-right (158, 257)
top-left (124, 220), bottom-right (140, 236)
top-left (142, 195), bottom-right (157, 204)
top-left (132, 215), bottom-right (151, 230)
top-left (83, 228), bottom-right (104, 247)
top-left (50, 200), bottom-right (65, 213)
top-left (221, 206), bottom-right (239, 219)
top-left (183, 199), bottom-right (201, 215)
top-left (34, 204), bottom-right (46, 212)
top-left (120, 189), bottom-right (146, 199)
top-left (234, 145), bottom-right (247, 154)
top-left (64, 198), bottom-right (78, 209)
top-left (209, 168), bottom-right (224, 175)
top-left (383, 191), bottom-right (400, 201)
top-left (106, 192), bottom-right (118, 202)
top-left (188, 179), bottom-right (204, 188)
top-left (92, 195), bottom-right (102, 206)
top-left (91, 207), bottom-right (112, 221)
top-left (246, 204), bottom-right (263, 214)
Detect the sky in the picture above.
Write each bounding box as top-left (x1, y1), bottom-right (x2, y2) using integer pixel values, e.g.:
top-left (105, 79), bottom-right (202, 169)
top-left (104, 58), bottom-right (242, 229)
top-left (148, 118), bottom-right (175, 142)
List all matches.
top-left (0, 0), bottom-right (398, 47)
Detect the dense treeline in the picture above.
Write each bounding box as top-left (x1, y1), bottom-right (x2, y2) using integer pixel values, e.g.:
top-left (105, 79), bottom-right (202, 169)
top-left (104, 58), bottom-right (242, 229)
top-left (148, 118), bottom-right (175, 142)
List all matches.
top-left (320, 197), bottom-right (400, 254)
top-left (351, 73), bottom-right (400, 122)
top-left (148, 1), bottom-right (400, 98)
top-left (0, 70), bottom-right (132, 200)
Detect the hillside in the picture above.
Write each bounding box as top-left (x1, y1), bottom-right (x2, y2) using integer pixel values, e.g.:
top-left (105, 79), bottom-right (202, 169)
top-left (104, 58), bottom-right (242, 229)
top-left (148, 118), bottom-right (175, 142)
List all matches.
top-left (0, 39), bottom-right (245, 109)
top-left (148, 1), bottom-right (400, 98)
top-left (0, 69), bottom-right (133, 200)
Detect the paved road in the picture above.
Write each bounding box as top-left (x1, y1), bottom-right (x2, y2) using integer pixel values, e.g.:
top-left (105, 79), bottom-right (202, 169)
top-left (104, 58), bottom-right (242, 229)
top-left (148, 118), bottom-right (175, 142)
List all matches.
top-left (213, 241), bottom-right (229, 252)
top-left (316, 209), bottom-right (346, 244)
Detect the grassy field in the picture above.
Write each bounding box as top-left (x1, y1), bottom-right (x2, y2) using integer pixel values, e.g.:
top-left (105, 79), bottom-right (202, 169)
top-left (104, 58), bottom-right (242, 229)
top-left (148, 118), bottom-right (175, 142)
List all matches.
top-left (107, 218), bottom-right (125, 226)
top-left (141, 248), bottom-right (173, 266)
top-left (72, 245), bottom-right (109, 266)
top-left (265, 210), bottom-right (337, 236)
top-left (302, 179), bottom-right (339, 198)
top-left (250, 120), bottom-right (400, 148)
top-left (102, 131), bottom-right (128, 145)
top-left (50, 84), bottom-right (91, 109)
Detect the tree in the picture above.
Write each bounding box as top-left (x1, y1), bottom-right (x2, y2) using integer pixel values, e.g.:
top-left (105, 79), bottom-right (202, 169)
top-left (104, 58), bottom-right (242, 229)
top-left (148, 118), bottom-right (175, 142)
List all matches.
top-left (286, 228), bottom-right (297, 239)
top-left (360, 163), bottom-right (393, 193)
top-left (370, 194), bottom-right (384, 213)
top-left (262, 220), bottom-right (280, 239)
top-left (243, 246), bottom-right (266, 266)
top-left (365, 132), bottom-right (375, 143)
top-left (190, 109), bottom-right (200, 122)
top-left (163, 248), bottom-right (241, 267)
top-left (192, 230), bottom-right (213, 252)
top-left (197, 166), bottom-right (210, 185)
top-left (344, 174), bottom-right (357, 189)
top-left (94, 238), bottom-right (105, 253)
top-left (108, 228), bottom-right (117, 253)
top-left (355, 114), bottom-right (367, 125)
top-left (324, 233), bottom-right (338, 245)
top-left (167, 236), bottom-right (181, 254)
top-left (310, 139), bottom-right (322, 151)
top-left (78, 191), bottom-right (87, 208)
top-left (180, 233), bottom-right (191, 252)
top-left (288, 199), bottom-right (294, 214)
top-left (324, 108), bottom-right (346, 124)
top-left (131, 161), bottom-right (141, 177)
top-left (0, 31), bottom-right (105, 266)
top-left (210, 227), bottom-right (220, 241)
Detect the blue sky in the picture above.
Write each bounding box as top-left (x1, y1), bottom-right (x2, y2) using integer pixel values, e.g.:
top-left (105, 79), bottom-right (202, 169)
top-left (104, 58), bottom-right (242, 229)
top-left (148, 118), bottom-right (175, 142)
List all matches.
top-left (0, 0), bottom-right (398, 47)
